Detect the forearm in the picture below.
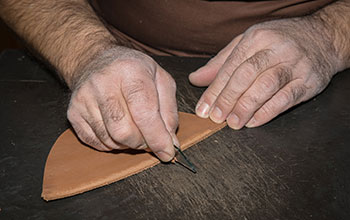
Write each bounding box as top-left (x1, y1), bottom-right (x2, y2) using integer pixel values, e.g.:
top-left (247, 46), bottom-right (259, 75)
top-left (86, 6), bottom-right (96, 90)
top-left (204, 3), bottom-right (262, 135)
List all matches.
top-left (311, 0), bottom-right (350, 71)
top-left (0, 0), bottom-right (118, 88)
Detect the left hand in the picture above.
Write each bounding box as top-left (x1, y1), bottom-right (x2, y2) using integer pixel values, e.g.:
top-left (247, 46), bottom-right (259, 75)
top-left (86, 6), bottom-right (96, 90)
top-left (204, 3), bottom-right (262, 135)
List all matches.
top-left (189, 17), bottom-right (341, 129)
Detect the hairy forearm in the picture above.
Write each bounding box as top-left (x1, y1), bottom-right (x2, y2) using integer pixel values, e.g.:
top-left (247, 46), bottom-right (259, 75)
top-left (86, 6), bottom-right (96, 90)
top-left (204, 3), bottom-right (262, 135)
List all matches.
top-left (0, 0), bottom-right (118, 88)
top-left (311, 0), bottom-right (350, 71)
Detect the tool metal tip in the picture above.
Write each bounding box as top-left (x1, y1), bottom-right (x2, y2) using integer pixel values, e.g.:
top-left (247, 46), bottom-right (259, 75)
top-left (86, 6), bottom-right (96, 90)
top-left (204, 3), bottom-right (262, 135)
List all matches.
top-left (174, 146), bottom-right (197, 173)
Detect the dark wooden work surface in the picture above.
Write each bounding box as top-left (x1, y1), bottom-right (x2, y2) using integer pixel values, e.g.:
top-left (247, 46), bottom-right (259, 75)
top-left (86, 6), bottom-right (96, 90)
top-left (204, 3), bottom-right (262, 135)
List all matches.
top-left (0, 50), bottom-right (350, 220)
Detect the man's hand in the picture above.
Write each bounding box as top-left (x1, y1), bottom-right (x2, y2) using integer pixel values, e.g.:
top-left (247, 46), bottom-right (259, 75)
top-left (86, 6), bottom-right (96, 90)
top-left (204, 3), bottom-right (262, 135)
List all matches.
top-left (0, 1), bottom-right (178, 161)
top-left (189, 15), bottom-right (346, 129)
top-left (68, 48), bottom-right (178, 161)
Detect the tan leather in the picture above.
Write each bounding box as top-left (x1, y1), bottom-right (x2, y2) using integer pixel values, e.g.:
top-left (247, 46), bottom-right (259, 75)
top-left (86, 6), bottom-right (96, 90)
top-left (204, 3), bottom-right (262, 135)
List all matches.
top-left (41, 112), bottom-right (226, 201)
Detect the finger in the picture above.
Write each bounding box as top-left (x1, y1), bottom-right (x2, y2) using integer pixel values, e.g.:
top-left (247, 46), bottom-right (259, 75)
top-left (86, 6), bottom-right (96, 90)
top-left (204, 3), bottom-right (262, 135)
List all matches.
top-left (224, 65), bottom-right (293, 129)
top-left (155, 67), bottom-right (179, 147)
top-left (189, 34), bottom-right (244, 87)
top-left (195, 37), bottom-right (253, 118)
top-left (122, 75), bottom-right (175, 162)
top-left (98, 94), bottom-right (146, 150)
top-left (83, 101), bottom-right (128, 150)
top-left (228, 65), bottom-right (293, 129)
top-left (243, 80), bottom-right (309, 128)
top-left (209, 49), bottom-right (280, 124)
top-left (230, 65), bottom-right (293, 129)
top-left (68, 113), bottom-right (111, 151)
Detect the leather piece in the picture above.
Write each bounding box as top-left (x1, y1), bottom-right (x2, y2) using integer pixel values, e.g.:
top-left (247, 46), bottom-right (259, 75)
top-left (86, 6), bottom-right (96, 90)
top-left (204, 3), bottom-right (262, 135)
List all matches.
top-left (41, 112), bottom-right (226, 201)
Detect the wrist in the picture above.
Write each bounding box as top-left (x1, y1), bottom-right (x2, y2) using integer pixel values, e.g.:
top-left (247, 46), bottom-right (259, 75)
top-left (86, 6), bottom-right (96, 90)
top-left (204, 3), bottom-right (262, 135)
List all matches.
top-left (58, 36), bottom-right (117, 90)
top-left (309, 2), bottom-right (350, 72)
top-left (301, 15), bottom-right (341, 76)
top-left (70, 46), bottom-right (152, 91)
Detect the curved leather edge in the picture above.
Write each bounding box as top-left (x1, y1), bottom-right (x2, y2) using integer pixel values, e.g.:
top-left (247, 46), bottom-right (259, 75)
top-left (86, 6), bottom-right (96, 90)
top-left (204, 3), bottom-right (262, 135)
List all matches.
top-left (42, 112), bottom-right (227, 201)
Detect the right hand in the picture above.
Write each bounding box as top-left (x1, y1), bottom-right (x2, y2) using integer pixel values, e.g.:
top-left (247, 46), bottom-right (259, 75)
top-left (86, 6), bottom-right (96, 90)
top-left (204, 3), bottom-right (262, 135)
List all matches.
top-left (67, 48), bottom-right (178, 162)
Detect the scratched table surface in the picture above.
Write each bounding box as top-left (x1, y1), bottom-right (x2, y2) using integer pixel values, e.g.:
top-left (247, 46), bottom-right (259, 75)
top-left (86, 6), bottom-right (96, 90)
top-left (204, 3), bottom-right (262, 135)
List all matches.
top-left (0, 50), bottom-right (349, 220)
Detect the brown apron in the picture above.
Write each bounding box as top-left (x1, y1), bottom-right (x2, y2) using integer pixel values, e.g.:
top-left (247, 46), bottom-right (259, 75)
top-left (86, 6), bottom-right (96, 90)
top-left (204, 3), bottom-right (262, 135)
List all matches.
top-left (91, 0), bottom-right (335, 57)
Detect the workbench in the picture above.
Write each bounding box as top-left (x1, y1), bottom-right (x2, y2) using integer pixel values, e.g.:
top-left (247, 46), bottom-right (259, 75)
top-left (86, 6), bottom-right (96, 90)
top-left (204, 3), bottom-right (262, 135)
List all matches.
top-left (1, 50), bottom-right (349, 219)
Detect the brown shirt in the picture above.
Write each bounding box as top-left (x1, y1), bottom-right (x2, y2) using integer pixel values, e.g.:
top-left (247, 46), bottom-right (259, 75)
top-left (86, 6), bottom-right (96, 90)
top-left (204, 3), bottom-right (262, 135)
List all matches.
top-left (91, 0), bottom-right (335, 57)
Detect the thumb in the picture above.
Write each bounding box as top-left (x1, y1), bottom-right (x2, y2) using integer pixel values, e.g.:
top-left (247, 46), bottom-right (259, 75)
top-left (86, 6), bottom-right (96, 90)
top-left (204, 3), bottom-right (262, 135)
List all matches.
top-left (189, 34), bottom-right (244, 87)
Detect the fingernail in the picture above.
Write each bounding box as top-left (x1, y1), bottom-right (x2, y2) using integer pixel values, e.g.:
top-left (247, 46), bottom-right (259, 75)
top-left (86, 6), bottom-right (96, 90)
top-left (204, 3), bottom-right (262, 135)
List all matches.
top-left (246, 118), bottom-right (256, 128)
top-left (155, 151), bottom-right (174, 162)
top-left (210, 107), bottom-right (224, 123)
top-left (196, 102), bottom-right (210, 118)
top-left (137, 143), bottom-right (148, 150)
top-left (228, 113), bottom-right (240, 129)
top-left (189, 70), bottom-right (197, 76)
top-left (189, 70), bottom-right (199, 82)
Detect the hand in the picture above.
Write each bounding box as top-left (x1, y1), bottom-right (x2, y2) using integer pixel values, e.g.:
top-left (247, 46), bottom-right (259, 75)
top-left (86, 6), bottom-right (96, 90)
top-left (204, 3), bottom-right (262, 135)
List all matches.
top-left (189, 17), bottom-right (341, 129)
top-left (67, 47), bottom-right (178, 161)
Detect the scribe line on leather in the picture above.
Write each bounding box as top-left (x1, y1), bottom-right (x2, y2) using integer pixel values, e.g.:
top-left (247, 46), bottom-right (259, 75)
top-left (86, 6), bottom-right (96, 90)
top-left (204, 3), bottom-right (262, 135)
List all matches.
top-left (41, 112), bottom-right (227, 201)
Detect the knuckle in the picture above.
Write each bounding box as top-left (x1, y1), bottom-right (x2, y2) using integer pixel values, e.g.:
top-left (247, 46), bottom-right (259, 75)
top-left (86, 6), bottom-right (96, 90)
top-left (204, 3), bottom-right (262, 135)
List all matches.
top-left (114, 57), bottom-right (157, 80)
top-left (276, 89), bottom-right (292, 106)
top-left (66, 108), bottom-right (76, 122)
top-left (123, 79), bottom-right (150, 104)
top-left (73, 93), bottom-right (84, 104)
top-left (247, 27), bottom-right (270, 40)
top-left (258, 66), bottom-right (293, 94)
top-left (275, 66), bottom-right (293, 88)
top-left (258, 74), bottom-right (277, 93)
top-left (84, 136), bottom-right (103, 149)
top-left (218, 68), bottom-right (233, 84)
top-left (236, 96), bottom-right (255, 112)
top-left (109, 125), bottom-right (134, 145)
top-left (239, 68), bottom-right (256, 82)
top-left (217, 90), bottom-right (237, 108)
top-left (90, 120), bottom-right (109, 142)
top-left (245, 49), bottom-right (272, 72)
top-left (101, 97), bottom-right (126, 123)
top-left (290, 85), bottom-right (306, 102)
top-left (228, 44), bottom-right (247, 61)
top-left (116, 59), bottom-right (147, 73)
top-left (201, 88), bottom-right (219, 105)
top-left (256, 104), bottom-right (275, 120)
top-left (71, 88), bottom-right (87, 104)
top-left (133, 110), bottom-right (159, 126)
top-left (124, 78), bottom-right (145, 95)
top-left (74, 127), bottom-right (103, 150)
top-left (67, 108), bottom-right (83, 125)
top-left (207, 88), bottom-right (219, 99)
